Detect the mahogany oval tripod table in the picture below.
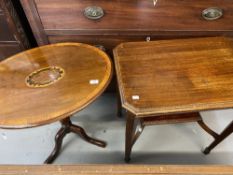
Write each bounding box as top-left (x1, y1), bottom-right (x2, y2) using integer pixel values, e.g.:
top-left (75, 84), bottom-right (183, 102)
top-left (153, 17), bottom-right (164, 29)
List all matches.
top-left (0, 43), bottom-right (112, 163)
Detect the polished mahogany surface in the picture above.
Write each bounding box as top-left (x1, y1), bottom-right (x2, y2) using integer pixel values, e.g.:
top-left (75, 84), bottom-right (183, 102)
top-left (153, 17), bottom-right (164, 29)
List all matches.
top-left (114, 37), bottom-right (233, 117)
top-left (0, 43), bottom-right (112, 128)
top-left (32, 0), bottom-right (233, 32)
top-left (20, 0), bottom-right (233, 92)
top-left (20, 0), bottom-right (233, 48)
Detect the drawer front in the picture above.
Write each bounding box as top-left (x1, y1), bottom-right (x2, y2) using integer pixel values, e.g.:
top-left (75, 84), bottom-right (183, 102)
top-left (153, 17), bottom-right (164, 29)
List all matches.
top-left (0, 14), bottom-right (15, 41)
top-left (49, 34), bottom-right (233, 55)
top-left (0, 43), bottom-right (21, 60)
top-left (35, 0), bottom-right (233, 33)
top-left (48, 35), bottom-right (165, 55)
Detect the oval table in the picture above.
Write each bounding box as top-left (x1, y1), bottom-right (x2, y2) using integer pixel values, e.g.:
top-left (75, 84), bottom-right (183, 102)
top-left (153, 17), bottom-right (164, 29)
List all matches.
top-left (0, 43), bottom-right (112, 163)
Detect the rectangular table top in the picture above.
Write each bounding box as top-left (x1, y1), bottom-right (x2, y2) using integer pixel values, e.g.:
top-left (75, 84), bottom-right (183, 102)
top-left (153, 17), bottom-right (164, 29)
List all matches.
top-left (114, 37), bottom-right (233, 117)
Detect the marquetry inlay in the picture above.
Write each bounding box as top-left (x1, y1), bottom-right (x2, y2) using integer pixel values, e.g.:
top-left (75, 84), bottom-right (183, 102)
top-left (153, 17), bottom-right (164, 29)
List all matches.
top-left (25, 66), bottom-right (65, 88)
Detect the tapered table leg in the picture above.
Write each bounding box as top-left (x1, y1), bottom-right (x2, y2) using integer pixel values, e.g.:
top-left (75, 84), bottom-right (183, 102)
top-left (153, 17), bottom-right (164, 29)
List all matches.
top-left (44, 117), bottom-right (106, 164)
top-left (204, 121), bottom-right (233, 154)
top-left (125, 111), bottom-right (135, 163)
top-left (117, 86), bottom-right (122, 117)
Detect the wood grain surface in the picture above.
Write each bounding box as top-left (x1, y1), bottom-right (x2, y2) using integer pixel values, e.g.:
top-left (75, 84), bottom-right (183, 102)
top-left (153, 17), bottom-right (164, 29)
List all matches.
top-left (0, 0), bottom-right (30, 60)
top-left (114, 37), bottom-right (233, 117)
top-left (20, 0), bottom-right (233, 94)
top-left (20, 0), bottom-right (233, 48)
top-left (33, 0), bottom-right (233, 32)
top-left (0, 43), bottom-right (112, 128)
top-left (0, 165), bottom-right (233, 175)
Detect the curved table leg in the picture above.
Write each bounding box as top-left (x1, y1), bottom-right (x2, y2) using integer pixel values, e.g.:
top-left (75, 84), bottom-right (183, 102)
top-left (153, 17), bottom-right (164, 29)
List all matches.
top-left (203, 121), bottom-right (233, 154)
top-left (198, 120), bottom-right (219, 139)
top-left (44, 117), bottom-right (106, 164)
top-left (44, 126), bottom-right (68, 164)
top-left (70, 124), bottom-right (106, 148)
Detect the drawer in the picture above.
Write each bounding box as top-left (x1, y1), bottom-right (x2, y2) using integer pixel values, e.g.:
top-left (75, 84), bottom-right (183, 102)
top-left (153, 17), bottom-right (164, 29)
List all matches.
top-left (48, 34), bottom-right (233, 55)
top-left (49, 35), bottom-right (165, 55)
top-left (35, 0), bottom-right (233, 34)
top-left (0, 42), bottom-right (21, 60)
top-left (0, 14), bottom-right (15, 41)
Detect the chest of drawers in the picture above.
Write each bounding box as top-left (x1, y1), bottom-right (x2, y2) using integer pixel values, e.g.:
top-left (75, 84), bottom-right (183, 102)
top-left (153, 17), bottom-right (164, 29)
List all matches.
top-left (20, 0), bottom-right (233, 52)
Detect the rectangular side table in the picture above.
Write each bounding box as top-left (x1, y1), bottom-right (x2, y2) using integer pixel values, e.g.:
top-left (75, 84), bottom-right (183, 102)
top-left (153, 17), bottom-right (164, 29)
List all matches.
top-left (114, 37), bottom-right (233, 162)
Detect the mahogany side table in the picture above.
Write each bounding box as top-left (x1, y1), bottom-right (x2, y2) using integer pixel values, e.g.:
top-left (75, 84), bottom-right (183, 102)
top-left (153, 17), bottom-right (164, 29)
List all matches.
top-left (0, 43), bottom-right (112, 163)
top-left (113, 37), bottom-right (233, 162)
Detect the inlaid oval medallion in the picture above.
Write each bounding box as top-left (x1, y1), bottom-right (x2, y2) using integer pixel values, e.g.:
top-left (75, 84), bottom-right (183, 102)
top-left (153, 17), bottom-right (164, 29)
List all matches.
top-left (25, 66), bottom-right (65, 88)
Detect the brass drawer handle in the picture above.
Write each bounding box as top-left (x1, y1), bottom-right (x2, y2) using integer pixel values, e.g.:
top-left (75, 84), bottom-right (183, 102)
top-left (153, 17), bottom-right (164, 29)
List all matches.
top-left (202, 7), bottom-right (223, 21)
top-left (84, 6), bottom-right (104, 20)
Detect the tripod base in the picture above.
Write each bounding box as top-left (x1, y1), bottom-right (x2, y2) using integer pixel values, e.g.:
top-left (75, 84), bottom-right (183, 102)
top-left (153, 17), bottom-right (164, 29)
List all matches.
top-left (44, 117), bottom-right (106, 164)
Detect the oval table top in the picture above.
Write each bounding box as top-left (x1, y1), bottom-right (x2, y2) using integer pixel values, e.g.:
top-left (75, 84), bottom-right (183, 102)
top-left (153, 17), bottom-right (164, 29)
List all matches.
top-left (0, 43), bottom-right (112, 128)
